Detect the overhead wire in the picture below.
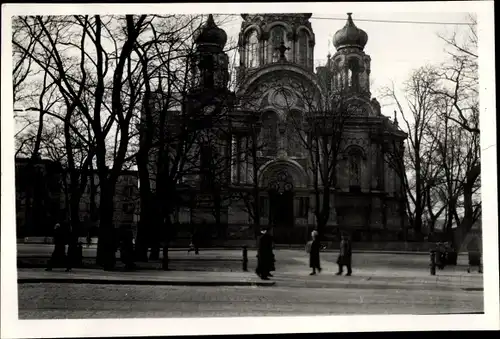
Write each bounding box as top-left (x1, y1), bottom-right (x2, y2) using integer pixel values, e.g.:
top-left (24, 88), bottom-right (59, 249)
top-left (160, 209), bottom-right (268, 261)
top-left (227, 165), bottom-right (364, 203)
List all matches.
top-left (218, 13), bottom-right (475, 26)
top-left (311, 16), bottom-right (475, 26)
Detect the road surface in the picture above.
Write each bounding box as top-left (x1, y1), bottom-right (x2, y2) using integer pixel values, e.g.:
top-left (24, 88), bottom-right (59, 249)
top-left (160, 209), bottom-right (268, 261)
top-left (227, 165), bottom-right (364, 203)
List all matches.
top-left (18, 282), bottom-right (483, 319)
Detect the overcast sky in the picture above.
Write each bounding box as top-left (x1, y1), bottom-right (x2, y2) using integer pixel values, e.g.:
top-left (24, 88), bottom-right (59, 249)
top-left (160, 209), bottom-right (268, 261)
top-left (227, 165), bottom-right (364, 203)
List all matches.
top-left (217, 11), bottom-right (475, 118)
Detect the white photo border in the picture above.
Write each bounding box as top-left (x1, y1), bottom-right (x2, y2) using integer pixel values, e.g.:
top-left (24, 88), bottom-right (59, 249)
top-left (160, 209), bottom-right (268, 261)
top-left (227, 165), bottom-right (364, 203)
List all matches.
top-left (1, 2), bottom-right (498, 338)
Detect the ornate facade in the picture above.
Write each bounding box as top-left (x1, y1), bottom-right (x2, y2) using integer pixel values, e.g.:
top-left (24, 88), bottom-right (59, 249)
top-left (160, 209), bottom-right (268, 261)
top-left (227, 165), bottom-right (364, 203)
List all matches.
top-left (158, 14), bottom-right (408, 244)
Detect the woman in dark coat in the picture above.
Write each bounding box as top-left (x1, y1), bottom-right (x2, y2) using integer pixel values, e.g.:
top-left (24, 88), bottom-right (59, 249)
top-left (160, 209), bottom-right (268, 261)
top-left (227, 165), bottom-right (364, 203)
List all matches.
top-left (46, 223), bottom-right (67, 271)
top-left (309, 230), bottom-right (322, 275)
top-left (256, 228), bottom-right (274, 280)
top-left (336, 233), bottom-right (352, 276)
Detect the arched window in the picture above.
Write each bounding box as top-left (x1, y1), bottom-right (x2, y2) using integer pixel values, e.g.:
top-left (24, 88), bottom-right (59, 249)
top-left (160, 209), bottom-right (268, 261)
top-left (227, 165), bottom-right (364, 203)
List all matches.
top-left (297, 30), bottom-right (308, 66)
top-left (347, 58), bottom-right (360, 90)
top-left (199, 54), bottom-right (214, 88)
top-left (336, 72), bottom-right (342, 89)
top-left (333, 60), bottom-right (342, 89)
top-left (270, 26), bottom-right (287, 63)
top-left (246, 30), bottom-right (259, 68)
top-left (261, 111), bottom-right (278, 156)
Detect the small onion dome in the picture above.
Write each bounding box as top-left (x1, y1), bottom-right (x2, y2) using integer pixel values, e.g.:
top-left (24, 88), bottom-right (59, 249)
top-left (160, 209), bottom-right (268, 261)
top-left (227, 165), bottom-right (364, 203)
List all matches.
top-left (333, 13), bottom-right (368, 51)
top-left (195, 14), bottom-right (228, 49)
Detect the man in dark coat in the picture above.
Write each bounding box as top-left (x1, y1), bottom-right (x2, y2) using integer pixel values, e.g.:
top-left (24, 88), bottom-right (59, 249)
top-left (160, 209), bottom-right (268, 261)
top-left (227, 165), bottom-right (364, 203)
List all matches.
top-left (46, 223), bottom-right (68, 271)
top-left (120, 228), bottom-right (136, 270)
top-left (309, 230), bottom-right (322, 275)
top-left (256, 227), bottom-right (274, 280)
top-left (336, 233), bottom-right (352, 276)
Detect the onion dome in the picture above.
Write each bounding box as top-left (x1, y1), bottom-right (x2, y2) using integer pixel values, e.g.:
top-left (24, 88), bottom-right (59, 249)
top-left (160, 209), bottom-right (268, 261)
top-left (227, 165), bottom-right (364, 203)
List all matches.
top-left (333, 13), bottom-right (368, 51)
top-left (195, 14), bottom-right (228, 49)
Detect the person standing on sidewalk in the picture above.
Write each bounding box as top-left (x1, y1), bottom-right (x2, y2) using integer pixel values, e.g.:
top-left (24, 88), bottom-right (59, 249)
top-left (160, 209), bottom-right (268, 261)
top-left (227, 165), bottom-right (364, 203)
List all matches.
top-left (256, 227), bottom-right (274, 280)
top-left (45, 223), bottom-right (67, 271)
top-left (188, 226), bottom-right (200, 255)
top-left (309, 230), bottom-right (322, 275)
top-left (65, 224), bottom-right (77, 272)
top-left (86, 229), bottom-right (92, 248)
top-left (120, 227), bottom-right (136, 270)
top-left (336, 233), bottom-right (352, 276)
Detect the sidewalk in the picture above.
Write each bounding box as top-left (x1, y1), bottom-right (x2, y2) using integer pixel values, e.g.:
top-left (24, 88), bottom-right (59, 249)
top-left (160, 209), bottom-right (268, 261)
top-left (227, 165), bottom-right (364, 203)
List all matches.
top-left (18, 243), bottom-right (471, 256)
top-left (285, 257), bottom-right (483, 291)
top-left (17, 268), bottom-right (275, 287)
top-left (17, 263), bottom-right (483, 292)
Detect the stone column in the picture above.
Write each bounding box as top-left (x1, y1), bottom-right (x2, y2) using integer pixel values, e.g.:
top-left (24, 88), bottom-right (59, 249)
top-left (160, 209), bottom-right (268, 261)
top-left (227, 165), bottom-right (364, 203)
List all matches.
top-left (247, 155), bottom-right (254, 184)
top-left (326, 193), bottom-right (337, 226)
top-left (238, 137), bottom-right (245, 183)
top-left (361, 157), bottom-right (369, 193)
top-left (370, 197), bottom-right (382, 229)
top-left (242, 136), bottom-right (248, 183)
top-left (308, 193), bottom-right (316, 226)
top-left (277, 122), bottom-right (287, 158)
top-left (370, 143), bottom-right (378, 189)
top-left (342, 159), bottom-right (350, 192)
top-left (231, 135), bottom-right (237, 183)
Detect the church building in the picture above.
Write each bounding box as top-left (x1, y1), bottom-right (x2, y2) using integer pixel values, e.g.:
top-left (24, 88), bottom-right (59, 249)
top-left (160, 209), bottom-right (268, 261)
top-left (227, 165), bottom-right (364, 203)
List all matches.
top-left (153, 13), bottom-right (408, 245)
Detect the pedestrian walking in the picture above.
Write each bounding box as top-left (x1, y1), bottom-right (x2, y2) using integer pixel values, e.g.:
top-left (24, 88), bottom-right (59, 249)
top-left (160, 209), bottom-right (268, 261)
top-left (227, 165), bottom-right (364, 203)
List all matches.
top-left (336, 233), bottom-right (352, 276)
top-left (45, 223), bottom-right (68, 272)
top-left (308, 230), bottom-right (322, 275)
top-left (435, 242), bottom-right (446, 269)
top-left (256, 227), bottom-right (274, 280)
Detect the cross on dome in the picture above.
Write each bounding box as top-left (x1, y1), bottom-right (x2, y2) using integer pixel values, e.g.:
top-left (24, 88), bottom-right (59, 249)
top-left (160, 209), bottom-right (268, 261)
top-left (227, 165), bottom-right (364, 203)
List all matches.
top-left (275, 41), bottom-right (291, 61)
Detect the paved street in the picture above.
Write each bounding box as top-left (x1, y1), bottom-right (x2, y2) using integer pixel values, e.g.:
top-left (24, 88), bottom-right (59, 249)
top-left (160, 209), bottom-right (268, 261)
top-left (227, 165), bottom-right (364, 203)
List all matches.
top-left (18, 282), bottom-right (483, 319)
top-left (16, 246), bottom-right (483, 318)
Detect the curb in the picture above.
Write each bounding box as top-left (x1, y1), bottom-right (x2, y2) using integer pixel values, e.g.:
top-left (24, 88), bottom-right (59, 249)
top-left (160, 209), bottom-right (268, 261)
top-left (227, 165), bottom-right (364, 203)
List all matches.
top-left (17, 278), bottom-right (276, 287)
top-left (281, 281), bottom-right (483, 292)
top-left (18, 256), bottom-right (243, 261)
top-left (17, 277), bottom-right (480, 292)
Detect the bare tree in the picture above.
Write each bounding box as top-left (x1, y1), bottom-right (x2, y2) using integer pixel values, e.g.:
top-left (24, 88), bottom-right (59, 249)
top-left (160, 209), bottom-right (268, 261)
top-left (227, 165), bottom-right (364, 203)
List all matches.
top-left (434, 14), bottom-right (480, 250)
top-left (271, 75), bottom-right (356, 241)
top-left (13, 15), bottom-right (153, 269)
top-left (382, 66), bottom-right (442, 238)
top-left (132, 14), bottom-right (205, 264)
top-left (232, 117), bottom-right (268, 240)
top-left (132, 14), bottom-right (239, 268)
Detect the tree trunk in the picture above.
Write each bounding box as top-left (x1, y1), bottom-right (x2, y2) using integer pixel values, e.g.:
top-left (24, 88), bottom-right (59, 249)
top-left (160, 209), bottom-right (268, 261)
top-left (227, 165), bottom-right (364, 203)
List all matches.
top-left (135, 219), bottom-right (150, 262)
top-left (162, 244), bottom-right (169, 270)
top-left (149, 199), bottom-right (162, 261)
top-left (96, 182), bottom-right (117, 270)
top-left (452, 165), bottom-right (480, 252)
top-left (316, 185), bottom-right (330, 241)
top-left (135, 163), bottom-right (151, 262)
top-left (253, 189), bottom-right (261, 239)
top-left (161, 214), bottom-right (172, 270)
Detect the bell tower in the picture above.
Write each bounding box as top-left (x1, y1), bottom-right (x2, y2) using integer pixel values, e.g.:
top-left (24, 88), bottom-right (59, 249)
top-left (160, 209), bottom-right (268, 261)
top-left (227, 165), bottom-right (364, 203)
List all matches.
top-left (191, 14), bottom-right (230, 92)
top-left (238, 13), bottom-right (316, 74)
top-left (330, 13), bottom-right (371, 97)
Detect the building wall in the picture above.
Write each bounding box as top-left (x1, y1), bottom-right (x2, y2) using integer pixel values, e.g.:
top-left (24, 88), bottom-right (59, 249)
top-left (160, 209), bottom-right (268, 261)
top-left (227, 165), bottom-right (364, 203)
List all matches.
top-left (15, 158), bottom-right (139, 237)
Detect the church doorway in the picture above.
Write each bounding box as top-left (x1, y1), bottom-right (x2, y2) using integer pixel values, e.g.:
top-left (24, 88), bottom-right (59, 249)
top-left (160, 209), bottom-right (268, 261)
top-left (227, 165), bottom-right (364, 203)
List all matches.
top-left (268, 171), bottom-right (294, 243)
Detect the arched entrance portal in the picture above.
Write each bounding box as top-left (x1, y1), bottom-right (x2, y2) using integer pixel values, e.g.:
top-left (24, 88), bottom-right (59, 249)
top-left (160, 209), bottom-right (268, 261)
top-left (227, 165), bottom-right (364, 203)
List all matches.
top-left (268, 170), bottom-right (294, 230)
top-left (258, 159), bottom-right (308, 244)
